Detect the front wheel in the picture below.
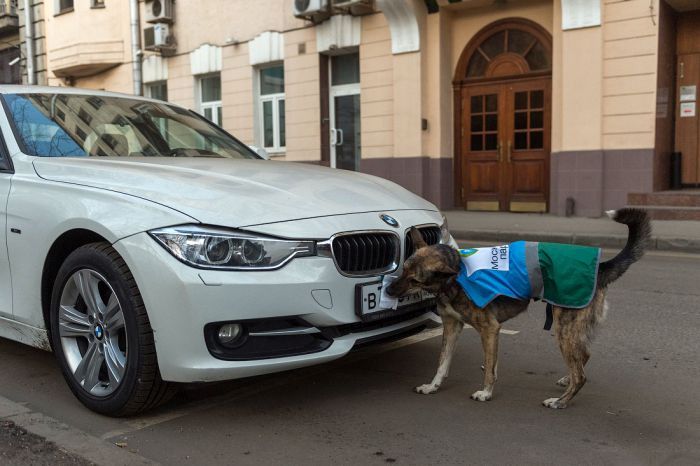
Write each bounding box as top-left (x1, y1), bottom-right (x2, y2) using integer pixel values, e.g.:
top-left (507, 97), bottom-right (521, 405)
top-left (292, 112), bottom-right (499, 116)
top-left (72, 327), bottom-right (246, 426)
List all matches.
top-left (50, 243), bottom-right (175, 416)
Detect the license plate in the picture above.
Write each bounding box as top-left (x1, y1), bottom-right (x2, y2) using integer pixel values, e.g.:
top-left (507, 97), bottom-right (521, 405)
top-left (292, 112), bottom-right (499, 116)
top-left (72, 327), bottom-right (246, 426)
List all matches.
top-left (355, 280), bottom-right (428, 317)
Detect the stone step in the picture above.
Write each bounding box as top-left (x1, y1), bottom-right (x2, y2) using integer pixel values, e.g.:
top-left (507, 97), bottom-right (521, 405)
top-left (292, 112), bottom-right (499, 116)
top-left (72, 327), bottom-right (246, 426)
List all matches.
top-left (628, 192), bottom-right (700, 207)
top-left (625, 205), bottom-right (700, 221)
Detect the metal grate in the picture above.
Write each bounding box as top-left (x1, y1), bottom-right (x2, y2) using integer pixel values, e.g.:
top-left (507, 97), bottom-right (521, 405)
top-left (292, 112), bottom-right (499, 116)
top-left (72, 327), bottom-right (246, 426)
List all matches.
top-left (331, 232), bottom-right (398, 276)
top-left (404, 226), bottom-right (441, 260)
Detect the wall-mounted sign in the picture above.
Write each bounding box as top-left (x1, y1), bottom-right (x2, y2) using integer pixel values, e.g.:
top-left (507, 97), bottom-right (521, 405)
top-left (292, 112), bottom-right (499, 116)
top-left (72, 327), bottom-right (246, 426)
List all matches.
top-left (562, 0), bottom-right (601, 30)
top-left (680, 85), bottom-right (697, 102)
top-left (681, 102), bottom-right (696, 118)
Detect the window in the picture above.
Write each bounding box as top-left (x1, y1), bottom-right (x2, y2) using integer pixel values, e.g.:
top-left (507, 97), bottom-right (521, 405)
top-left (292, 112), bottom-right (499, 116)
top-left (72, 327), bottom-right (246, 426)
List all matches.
top-left (91, 0), bottom-right (105, 8)
top-left (56, 0), bottom-right (74, 13)
top-left (198, 75), bottom-right (222, 126)
top-left (258, 65), bottom-right (285, 153)
top-left (146, 81), bottom-right (168, 102)
top-left (0, 47), bottom-right (21, 85)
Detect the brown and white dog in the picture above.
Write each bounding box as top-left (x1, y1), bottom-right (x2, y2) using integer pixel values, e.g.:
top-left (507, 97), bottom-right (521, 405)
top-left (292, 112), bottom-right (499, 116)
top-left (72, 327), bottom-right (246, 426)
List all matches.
top-left (386, 208), bottom-right (651, 408)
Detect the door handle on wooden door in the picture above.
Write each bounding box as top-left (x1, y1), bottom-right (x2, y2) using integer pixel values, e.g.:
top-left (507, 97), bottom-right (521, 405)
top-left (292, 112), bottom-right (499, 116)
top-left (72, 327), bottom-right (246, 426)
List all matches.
top-left (507, 140), bottom-right (512, 163)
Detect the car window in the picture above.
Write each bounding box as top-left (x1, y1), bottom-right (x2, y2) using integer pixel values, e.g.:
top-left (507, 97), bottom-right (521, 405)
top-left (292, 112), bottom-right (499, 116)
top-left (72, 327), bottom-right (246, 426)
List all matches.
top-left (2, 93), bottom-right (258, 159)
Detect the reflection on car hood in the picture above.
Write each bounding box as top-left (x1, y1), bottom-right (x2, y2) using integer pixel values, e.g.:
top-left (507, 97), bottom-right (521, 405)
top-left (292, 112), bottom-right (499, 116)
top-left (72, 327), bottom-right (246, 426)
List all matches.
top-left (32, 157), bottom-right (437, 227)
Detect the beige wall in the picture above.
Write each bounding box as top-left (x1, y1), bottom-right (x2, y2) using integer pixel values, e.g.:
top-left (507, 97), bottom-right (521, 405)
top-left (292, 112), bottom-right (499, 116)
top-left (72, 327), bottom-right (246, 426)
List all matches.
top-left (601, 0), bottom-right (659, 150)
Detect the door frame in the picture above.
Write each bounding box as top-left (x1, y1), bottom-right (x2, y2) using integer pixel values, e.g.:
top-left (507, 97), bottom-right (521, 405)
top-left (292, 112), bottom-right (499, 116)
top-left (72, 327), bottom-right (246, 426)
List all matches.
top-left (329, 84), bottom-right (360, 168)
top-left (452, 18), bottom-right (553, 210)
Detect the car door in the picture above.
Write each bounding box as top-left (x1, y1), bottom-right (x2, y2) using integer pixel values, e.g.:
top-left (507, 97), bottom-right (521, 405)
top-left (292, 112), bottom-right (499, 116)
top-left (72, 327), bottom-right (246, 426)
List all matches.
top-left (0, 126), bottom-right (13, 319)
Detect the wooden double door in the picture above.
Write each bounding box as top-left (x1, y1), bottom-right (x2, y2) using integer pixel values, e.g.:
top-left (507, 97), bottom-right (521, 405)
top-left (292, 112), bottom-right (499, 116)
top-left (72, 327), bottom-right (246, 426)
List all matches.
top-left (459, 78), bottom-right (551, 212)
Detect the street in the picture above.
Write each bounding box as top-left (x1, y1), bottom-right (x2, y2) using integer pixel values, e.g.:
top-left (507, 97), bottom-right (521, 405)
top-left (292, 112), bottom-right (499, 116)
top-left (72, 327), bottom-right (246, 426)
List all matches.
top-left (1, 249), bottom-right (699, 465)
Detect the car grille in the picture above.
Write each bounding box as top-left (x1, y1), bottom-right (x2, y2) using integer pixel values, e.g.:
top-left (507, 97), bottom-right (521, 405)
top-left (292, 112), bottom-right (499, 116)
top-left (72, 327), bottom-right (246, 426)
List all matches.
top-left (404, 226), bottom-right (441, 260)
top-left (331, 232), bottom-right (398, 276)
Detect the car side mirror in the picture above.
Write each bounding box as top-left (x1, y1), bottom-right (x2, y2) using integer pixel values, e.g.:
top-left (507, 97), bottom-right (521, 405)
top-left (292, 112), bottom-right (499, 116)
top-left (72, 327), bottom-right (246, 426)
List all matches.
top-left (249, 145), bottom-right (269, 160)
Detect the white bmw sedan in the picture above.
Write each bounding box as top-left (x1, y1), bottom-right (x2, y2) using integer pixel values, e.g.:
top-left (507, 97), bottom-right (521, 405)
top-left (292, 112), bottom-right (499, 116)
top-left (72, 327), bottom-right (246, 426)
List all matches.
top-left (0, 86), bottom-right (448, 416)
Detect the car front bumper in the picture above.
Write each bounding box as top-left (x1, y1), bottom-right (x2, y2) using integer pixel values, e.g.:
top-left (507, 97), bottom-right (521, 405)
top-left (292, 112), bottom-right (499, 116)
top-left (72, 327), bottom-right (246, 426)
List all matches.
top-left (112, 210), bottom-right (445, 383)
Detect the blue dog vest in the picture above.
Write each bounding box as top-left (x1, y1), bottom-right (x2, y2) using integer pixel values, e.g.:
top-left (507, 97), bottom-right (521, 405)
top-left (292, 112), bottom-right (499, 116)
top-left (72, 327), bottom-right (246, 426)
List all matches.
top-left (456, 241), bottom-right (601, 309)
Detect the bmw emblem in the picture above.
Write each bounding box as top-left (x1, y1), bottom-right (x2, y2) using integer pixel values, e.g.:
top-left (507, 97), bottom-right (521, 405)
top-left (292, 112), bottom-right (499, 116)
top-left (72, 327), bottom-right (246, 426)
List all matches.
top-left (94, 325), bottom-right (103, 340)
top-left (379, 214), bottom-right (399, 228)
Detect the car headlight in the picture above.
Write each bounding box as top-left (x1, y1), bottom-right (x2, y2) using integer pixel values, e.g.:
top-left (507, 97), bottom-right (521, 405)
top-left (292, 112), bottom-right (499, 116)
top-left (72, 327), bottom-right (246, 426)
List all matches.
top-left (149, 225), bottom-right (316, 270)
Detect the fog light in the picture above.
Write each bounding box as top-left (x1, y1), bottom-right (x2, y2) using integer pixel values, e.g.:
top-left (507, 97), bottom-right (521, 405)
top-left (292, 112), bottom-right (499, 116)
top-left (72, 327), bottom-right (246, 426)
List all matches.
top-left (218, 323), bottom-right (243, 346)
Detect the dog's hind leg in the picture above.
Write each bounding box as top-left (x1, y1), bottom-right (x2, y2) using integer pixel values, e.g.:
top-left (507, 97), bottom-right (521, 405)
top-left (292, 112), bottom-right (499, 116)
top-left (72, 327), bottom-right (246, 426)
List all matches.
top-left (543, 307), bottom-right (594, 409)
top-left (470, 318), bottom-right (501, 402)
top-left (415, 312), bottom-right (463, 394)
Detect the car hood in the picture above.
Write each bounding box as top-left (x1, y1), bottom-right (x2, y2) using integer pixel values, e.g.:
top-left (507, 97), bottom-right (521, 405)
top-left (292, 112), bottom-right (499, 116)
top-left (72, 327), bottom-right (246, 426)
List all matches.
top-left (32, 157), bottom-right (437, 227)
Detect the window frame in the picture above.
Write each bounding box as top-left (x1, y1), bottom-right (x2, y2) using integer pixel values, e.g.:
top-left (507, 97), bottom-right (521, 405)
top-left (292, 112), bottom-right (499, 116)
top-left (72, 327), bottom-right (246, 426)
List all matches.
top-left (145, 81), bottom-right (168, 102)
top-left (91, 0), bottom-right (105, 9)
top-left (197, 74), bottom-right (222, 126)
top-left (257, 64), bottom-right (286, 154)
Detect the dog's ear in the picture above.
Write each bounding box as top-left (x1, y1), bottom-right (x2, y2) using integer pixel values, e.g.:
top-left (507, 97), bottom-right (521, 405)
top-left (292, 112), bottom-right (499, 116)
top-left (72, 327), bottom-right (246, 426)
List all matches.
top-left (409, 227), bottom-right (428, 250)
top-left (434, 262), bottom-right (459, 277)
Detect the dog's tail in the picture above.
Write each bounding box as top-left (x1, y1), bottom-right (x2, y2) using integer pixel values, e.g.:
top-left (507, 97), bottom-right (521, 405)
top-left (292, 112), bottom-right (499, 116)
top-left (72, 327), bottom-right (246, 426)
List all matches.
top-left (597, 208), bottom-right (651, 288)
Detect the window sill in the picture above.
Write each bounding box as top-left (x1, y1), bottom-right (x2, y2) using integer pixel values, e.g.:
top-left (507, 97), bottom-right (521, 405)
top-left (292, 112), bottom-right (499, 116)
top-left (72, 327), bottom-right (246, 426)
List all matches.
top-left (90, 4), bottom-right (106, 9)
top-left (54, 8), bottom-right (74, 17)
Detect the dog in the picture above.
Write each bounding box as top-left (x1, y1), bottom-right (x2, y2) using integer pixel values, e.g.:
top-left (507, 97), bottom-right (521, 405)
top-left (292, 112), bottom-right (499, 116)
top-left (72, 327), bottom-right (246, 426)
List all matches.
top-left (386, 208), bottom-right (651, 409)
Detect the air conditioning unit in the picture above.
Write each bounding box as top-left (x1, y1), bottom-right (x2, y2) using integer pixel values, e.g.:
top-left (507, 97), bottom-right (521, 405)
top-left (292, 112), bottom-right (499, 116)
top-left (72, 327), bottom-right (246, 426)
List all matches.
top-left (144, 23), bottom-right (175, 52)
top-left (332, 0), bottom-right (374, 16)
top-left (145, 0), bottom-right (174, 24)
top-left (293, 0), bottom-right (330, 22)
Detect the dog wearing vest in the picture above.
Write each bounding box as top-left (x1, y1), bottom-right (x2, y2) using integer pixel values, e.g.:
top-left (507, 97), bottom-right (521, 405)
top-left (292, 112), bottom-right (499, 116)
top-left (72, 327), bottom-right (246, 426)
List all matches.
top-left (386, 208), bottom-right (651, 409)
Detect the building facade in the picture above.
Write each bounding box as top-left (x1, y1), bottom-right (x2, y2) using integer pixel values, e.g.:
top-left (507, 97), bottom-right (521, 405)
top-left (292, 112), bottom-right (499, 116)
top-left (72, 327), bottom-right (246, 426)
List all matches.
top-left (7, 0), bottom-right (700, 217)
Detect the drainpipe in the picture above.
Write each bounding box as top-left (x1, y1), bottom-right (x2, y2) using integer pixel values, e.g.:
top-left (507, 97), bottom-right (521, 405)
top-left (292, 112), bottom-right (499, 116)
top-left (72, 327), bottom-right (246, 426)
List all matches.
top-left (23, 0), bottom-right (35, 85)
top-left (129, 0), bottom-right (142, 95)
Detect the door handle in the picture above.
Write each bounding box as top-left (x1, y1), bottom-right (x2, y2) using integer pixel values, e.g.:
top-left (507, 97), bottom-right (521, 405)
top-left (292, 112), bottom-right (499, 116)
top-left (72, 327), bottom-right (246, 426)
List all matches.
top-left (330, 128), bottom-right (337, 146)
top-left (336, 128), bottom-right (344, 146)
top-left (507, 140), bottom-right (512, 163)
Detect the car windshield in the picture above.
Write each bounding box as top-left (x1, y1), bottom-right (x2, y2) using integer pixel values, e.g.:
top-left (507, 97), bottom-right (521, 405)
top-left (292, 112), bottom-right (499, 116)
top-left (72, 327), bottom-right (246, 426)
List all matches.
top-left (2, 93), bottom-right (258, 159)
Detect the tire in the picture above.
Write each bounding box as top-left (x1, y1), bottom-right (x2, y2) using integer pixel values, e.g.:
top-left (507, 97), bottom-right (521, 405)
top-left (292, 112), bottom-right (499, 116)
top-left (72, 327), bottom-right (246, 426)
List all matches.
top-left (49, 242), bottom-right (176, 416)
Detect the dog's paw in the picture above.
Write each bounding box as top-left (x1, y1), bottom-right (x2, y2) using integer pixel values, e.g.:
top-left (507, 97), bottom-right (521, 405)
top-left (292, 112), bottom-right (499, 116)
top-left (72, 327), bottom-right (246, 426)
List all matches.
top-left (414, 384), bottom-right (439, 395)
top-left (470, 390), bottom-right (492, 402)
top-left (542, 397), bottom-right (568, 409)
top-left (556, 376), bottom-right (570, 387)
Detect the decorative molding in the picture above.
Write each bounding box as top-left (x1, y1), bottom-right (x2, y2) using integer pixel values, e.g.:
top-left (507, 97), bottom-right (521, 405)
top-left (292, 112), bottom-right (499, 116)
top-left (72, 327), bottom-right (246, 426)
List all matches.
top-left (316, 14), bottom-right (361, 53)
top-left (190, 43), bottom-right (222, 76)
top-left (142, 55), bottom-right (168, 83)
top-left (376, 0), bottom-right (424, 54)
top-left (249, 31), bottom-right (285, 65)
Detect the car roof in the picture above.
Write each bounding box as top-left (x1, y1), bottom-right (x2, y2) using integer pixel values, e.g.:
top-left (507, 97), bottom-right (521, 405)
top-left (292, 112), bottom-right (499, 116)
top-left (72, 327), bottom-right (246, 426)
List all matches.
top-left (0, 85), bottom-right (166, 105)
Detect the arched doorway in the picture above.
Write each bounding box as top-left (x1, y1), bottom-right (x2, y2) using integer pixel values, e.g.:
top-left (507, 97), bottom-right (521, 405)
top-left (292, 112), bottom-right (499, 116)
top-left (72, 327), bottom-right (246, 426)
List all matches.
top-left (454, 19), bottom-right (553, 212)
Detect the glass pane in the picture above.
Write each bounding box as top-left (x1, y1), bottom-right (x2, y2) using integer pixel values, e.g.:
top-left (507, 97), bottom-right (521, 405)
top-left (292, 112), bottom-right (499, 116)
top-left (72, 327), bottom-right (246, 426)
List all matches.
top-left (148, 82), bottom-right (168, 102)
top-left (530, 90), bottom-right (544, 109)
top-left (278, 99), bottom-right (286, 147)
top-left (526, 42), bottom-right (550, 71)
top-left (507, 29), bottom-right (535, 55)
top-left (466, 53), bottom-right (488, 78)
top-left (530, 110), bottom-right (543, 129)
top-left (485, 133), bottom-right (497, 151)
top-left (471, 95), bottom-right (482, 113)
top-left (514, 112), bottom-right (527, 130)
top-left (204, 107), bottom-right (212, 121)
top-left (334, 94), bottom-right (361, 171)
top-left (263, 100), bottom-right (274, 148)
top-left (515, 92), bottom-right (528, 110)
top-left (201, 75), bottom-right (221, 102)
top-left (485, 114), bottom-right (497, 131)
top-left (530, 131), bottom-right (544, 149)
top-left (217, 106), bottom-right (222, 125)
top-left (514, 132), bottom-right (527, 150)
top-left (471, 115), bottom-right (483, 132)
top-left (480, 31), bottom-right (505, 59)
top-left (331, 53), bottom-right (360, 86)
top-left (470, 135), bottom-right (483, 151)
top-left (260, 66), bottom-right (285, 95)
top-left (485, 94), bottom-right (497, 112)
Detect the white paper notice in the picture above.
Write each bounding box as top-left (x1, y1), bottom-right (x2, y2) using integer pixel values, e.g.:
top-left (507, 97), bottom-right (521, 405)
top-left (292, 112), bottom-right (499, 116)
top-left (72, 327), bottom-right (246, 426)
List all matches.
top-left (562, 0), bottom-right (601, 30)
top-left (680, 102), bottom-right (696, 118)
top-left (680, 85), bottom-right (697, 102)
top-left (378, 275), bottom-right (399, 310)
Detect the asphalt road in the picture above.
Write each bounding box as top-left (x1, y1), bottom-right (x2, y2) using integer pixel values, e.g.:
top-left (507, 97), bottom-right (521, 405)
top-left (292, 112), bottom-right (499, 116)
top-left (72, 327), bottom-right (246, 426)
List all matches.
top-left (0, 249), bottom-right (699, 465)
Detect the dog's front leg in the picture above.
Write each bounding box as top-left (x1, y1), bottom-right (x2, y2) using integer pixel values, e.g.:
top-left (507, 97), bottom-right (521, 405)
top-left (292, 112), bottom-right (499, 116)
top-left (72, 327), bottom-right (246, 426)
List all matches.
top-left (471, 323), bottom-right (500, 402)
top-left (414, 313), bottom-right (463, 394)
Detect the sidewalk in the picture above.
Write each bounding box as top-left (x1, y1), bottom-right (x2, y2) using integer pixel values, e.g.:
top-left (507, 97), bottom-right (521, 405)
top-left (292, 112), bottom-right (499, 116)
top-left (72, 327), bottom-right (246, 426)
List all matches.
top-left (444, 210), bottom-right (700, 253)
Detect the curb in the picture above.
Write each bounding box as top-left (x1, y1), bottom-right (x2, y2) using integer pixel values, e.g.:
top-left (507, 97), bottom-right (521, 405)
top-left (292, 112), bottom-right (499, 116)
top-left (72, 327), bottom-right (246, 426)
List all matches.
top-left (0, 395), bottom-right (157, 466)
top-left (451, 230), bottom-right (700, 254)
